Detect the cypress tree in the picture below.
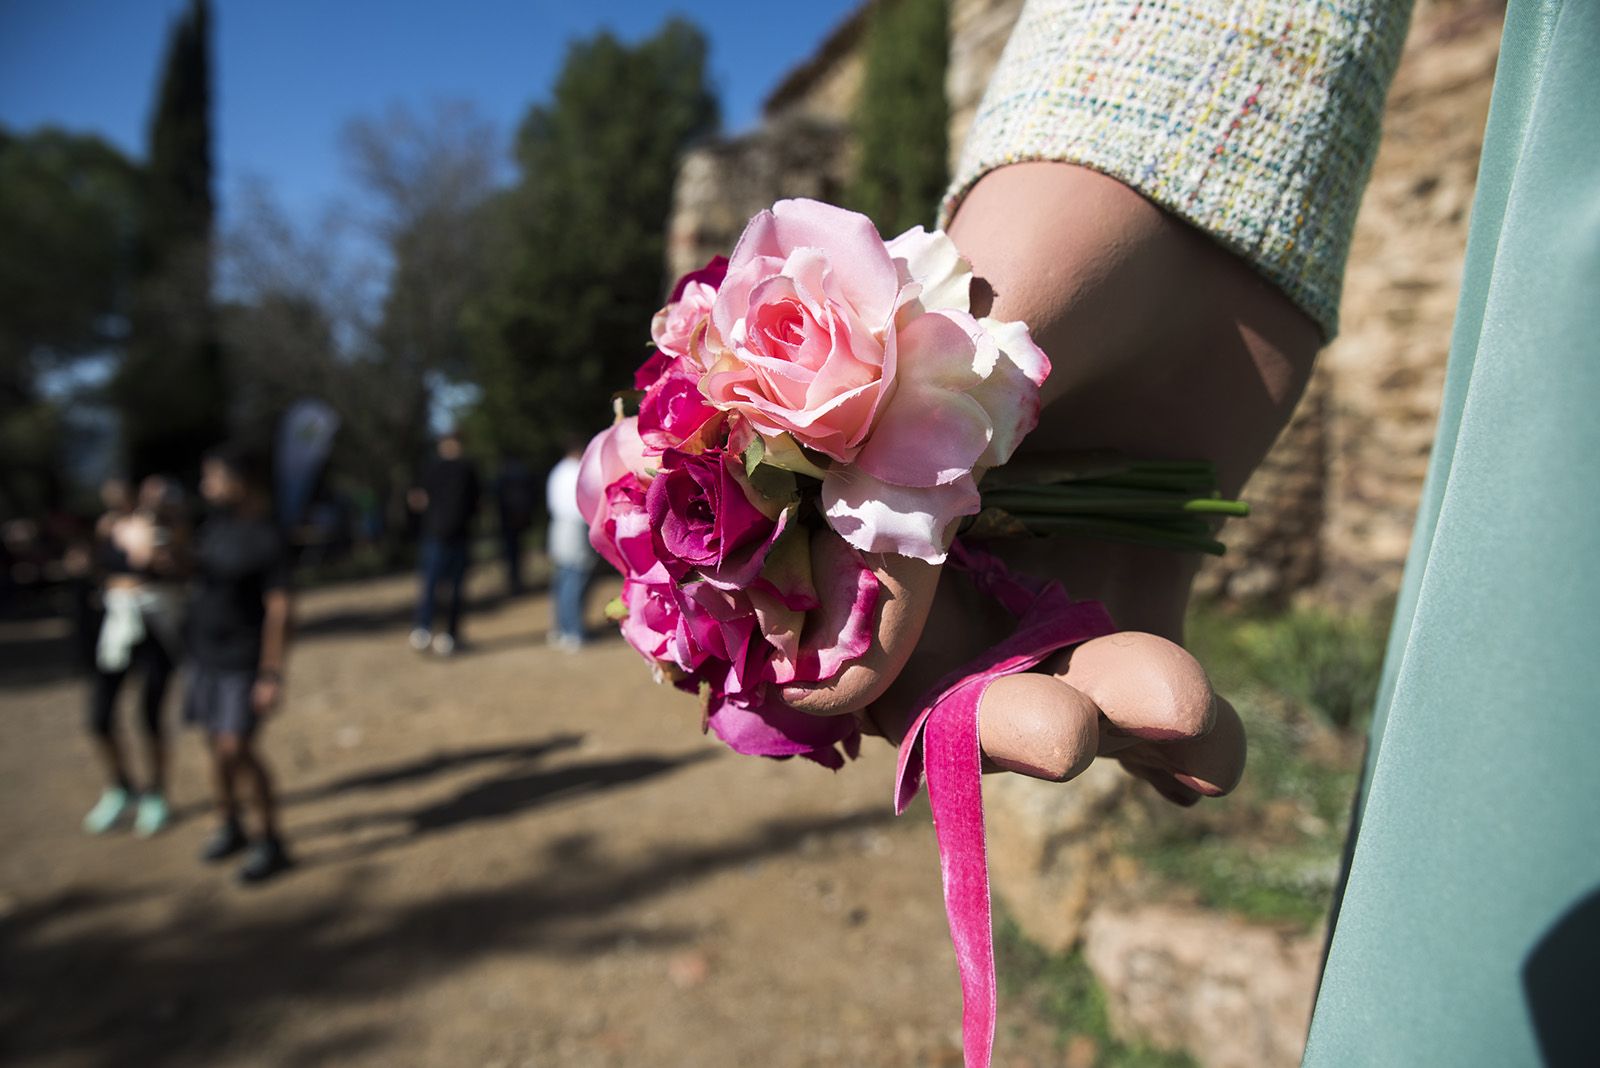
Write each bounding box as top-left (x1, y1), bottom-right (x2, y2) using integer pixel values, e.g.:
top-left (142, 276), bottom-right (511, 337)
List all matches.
top-left (116, 0), bottom-right (226, 479)
top-left (848, 0), bottom-right (950, 236)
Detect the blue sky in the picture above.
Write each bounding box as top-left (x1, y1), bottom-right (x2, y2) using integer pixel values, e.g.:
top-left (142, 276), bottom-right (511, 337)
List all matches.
top-left (0, 0), bottom-right (862, 226)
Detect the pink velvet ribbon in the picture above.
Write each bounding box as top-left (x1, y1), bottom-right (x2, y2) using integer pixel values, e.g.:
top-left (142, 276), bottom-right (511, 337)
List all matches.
top-left (893, 540), bottom-right (1116, 1068)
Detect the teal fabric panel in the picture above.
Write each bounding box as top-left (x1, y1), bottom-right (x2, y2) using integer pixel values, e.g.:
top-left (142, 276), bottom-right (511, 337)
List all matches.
top-left (1305, 1), bottom-right (1600, 1065)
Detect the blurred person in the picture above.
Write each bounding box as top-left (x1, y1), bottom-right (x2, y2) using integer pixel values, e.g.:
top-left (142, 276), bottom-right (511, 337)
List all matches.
top-left (186, 444), bottom-right (294, 884)
top-left (545, 439), bottom-right (595, 652)
top-left (408, 430), bottom-right (480, 657)
top-left (81, 476), bottom-right (188, 837)
top-left (493, 453), bottom-right (537, 596)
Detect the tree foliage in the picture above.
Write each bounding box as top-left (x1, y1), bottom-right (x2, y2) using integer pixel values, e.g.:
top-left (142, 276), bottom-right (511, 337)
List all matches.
top-left (0, 127), bottom-right (142, 515)
top-left (465, 18), bottom-right (719, 464)
top-left (0, 128), bottom-right (141, 403)
top-left (848, 0), bottom-right (950, 236)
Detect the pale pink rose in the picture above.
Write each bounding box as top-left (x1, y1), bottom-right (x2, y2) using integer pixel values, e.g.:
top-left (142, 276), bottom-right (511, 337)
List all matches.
top-left (641, 256), bottom-right (728, 386)
top-left (819, 304), bottom-right (1050, 562)
top-left (702, 199), bottom-right (902, 462)
top-left (702, 201), bottom-right (1051, 563)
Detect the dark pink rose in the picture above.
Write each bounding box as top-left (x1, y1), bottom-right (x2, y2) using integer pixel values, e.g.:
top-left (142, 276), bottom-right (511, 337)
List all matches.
top-left (617, 578), bottom-right (706, 677)
top-left (584, 476), bottom-right (661, 582)
top-left (578, 417), bottom-right (669, 582)
top-left (705, 686), bottom-right (862, 770)
top-left (646, 449), bottom-right (787, 588)
top-left (676, 581), bottom-right (766, 695)
top-left (638, 365), bottom-right (720, 453)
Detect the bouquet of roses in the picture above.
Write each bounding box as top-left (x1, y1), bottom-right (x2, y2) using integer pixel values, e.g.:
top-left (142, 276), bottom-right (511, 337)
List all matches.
top-left (576, 198), bottom-right (1245, 1068)
top-left (578, 198), bottom-right (1241, 766)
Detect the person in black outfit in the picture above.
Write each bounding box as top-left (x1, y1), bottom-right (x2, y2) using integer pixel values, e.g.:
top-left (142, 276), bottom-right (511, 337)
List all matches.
top-left (186, 444), bottom-right (294, 884)
top-left (493, 453), bottom-right (537, 597)
top-left (408, 430), bottom-right (480, 656)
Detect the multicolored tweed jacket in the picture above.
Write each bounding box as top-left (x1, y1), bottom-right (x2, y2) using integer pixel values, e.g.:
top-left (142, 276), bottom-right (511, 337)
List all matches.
top-left (941, 0), bottom-right (1416, 337)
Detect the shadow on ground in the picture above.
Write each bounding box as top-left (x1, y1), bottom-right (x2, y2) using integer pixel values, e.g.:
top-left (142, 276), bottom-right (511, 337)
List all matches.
top-left (294, 746), bottom-right (721, 866)
top-left (1, 803), bottom-right (895, 1068)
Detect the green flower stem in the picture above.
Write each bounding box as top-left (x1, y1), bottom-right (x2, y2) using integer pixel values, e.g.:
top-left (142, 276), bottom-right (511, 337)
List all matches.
top-left (1002, 515), bottom-right (1228, 555)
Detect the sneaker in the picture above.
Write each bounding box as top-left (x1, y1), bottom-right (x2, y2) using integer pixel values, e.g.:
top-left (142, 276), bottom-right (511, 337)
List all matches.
top-left (82, 787), bottom-right (132, 835)
top-left (238, 836), bottom-right (292, 884)
top-left (408, 627), bottom-right (432, 652)
top-left (558, 633), bottom-right (584, 654)
top-left (199, 820), bottom-right (249, 863)
top-left (133, 793), bottom-right (171, 838)
top-left (431, 632), bottom-right (456, 657)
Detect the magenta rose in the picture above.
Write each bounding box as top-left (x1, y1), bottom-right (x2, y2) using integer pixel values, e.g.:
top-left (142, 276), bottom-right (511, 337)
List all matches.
top-left (646, 449), bottom-right (787, 588)
top-left (705, 686), bottom-right (862, 770)
top-left (577, 417), bottom-right (669, 581)
top-left (617, 578), bottom-right (707, 677)
top-left (637, 364), bottom-right (720, 454)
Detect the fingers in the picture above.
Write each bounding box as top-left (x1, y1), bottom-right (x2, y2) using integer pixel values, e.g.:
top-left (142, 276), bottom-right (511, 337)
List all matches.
top-left (1122, 696), bottom-right (1246, 798)
top-left (1051, 632), bottom-right (1216, 743)
top-left (780, 549), bottom-right (943, 718)
top-left (978, 673), bottom-right (1100, 782)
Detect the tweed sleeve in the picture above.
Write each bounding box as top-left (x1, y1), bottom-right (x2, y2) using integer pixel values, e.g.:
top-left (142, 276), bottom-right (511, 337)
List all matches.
top-left (940, 0), bottom-right (1415, 338)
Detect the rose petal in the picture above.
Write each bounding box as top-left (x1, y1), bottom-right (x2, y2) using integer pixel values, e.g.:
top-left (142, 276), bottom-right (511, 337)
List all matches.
top-left (705, 687), bottom-right (860, 768)
top-left (886, 225), bottom-right (972, 316)
top-left (821, 469), bottom-right (981, 564)
top-left (971, 317), bottom-right (1052, 468)
top-left (577, 417), bottom-right (647, 526)
top-left (850, 310), bottom-right (994, 487)
top-left (718, 200), bottom-right (899, 338)
top-left (769, 533), bottom-right (880, 685)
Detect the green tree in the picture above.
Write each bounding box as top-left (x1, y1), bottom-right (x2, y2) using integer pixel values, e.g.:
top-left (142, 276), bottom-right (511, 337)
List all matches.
top-left (848, 0), bottom-right (950, 236)
top-left (343, 101), bottom-right (498, 457)
top-left (465, 18), bottom-right (719, 463)
top-left (0, 127), bottom-right (142, 514)
top-left (114, 0), bottom-right (225, 479)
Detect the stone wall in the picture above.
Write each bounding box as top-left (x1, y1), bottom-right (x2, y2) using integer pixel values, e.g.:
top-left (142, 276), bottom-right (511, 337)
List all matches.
top-left (665, 118), bottom-right (853, 284)
top-left (945, 0), bottom-right (1026, 172)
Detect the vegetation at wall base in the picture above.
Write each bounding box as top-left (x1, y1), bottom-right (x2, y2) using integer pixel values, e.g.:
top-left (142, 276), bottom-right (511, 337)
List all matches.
top-left (849, 0), bottom-right (950, 235)
top-left (996, 910), bottom-right (1198, 1068)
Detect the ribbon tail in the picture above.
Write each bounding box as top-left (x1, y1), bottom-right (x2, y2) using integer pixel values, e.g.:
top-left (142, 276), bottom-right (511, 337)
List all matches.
top-left (924, 677), bottom-right (996, 1068)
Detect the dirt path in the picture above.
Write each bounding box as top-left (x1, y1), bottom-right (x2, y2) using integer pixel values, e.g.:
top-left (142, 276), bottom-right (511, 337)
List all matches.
top-left (2, 569), bottom-right (1062, 1067)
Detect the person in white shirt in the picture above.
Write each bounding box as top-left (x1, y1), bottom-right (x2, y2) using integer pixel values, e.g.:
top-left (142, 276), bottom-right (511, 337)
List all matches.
top-left (545, 440), bottom-right (596, 651)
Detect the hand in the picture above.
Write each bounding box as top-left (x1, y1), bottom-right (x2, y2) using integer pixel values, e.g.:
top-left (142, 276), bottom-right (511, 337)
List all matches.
top-left (784, 162), bottom-right (1320, 800)
top-left (252, 675), bottom-right (283, 716)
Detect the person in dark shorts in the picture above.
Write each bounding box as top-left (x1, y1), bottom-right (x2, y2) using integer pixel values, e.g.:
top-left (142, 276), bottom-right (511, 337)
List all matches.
top-left (407, 430), bottom-right (480, 656)
top-left (185, 444), bottom-right (294, 884)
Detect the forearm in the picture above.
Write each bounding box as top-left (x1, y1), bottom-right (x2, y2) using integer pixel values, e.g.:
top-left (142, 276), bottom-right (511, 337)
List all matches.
top-left (259, 592), bottom-right (291, 674)
top-left (950, 162), bottom-right (1320, 499)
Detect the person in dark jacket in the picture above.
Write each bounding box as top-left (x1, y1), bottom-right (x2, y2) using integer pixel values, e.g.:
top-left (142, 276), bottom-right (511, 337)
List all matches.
top-left (187, 444), bottom-right (294, 884)
top-left (408, 430), bottom-right (480, 656)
